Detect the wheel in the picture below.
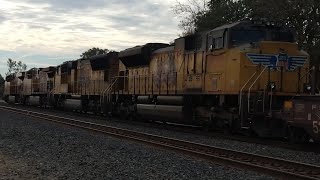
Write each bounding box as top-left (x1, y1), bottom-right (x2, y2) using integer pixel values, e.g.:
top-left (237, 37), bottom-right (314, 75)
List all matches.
top-left (223, 125), bottom-right (232, 135)
top-left (119, 109), bottom-right (129, 120)
top-left (288, 127), bottom-right (297, 143)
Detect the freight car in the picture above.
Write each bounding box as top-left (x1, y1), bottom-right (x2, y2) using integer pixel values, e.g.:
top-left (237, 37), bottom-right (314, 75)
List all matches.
top-left (3, 20), bottom-right (318, 143)
top-left (285, 46), bottom-right (320, 143)
top-left (282, 95), bottom-right (320, 143)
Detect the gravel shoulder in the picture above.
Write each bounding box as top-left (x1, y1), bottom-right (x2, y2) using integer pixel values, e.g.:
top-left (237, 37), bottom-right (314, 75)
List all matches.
top-left (2, 103), bottom-right (319, 167)
top-left (0, 108), bottom-right (273, 179)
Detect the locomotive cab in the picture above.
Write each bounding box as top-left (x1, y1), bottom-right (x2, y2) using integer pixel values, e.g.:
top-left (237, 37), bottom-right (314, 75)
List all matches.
top-left (202, 21), bottom-right (309, 137)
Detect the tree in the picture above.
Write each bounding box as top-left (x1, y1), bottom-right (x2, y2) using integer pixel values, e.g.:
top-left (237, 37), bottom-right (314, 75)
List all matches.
top-left (195, 0), bottom-right (249, 31)
top-left (173, 0), bottom-right (209, 35)
top-left (173, 0), bottom-right (246, 34)
top-left (173, 0), bottom-right (320, 52)
top-left (6, 58), bottom-right (27, 76)
top-left (80, 47), bottom-right (110, 59)
top-left (243, 0), bottom-right (320, 51)
top-left (0, 74), bottom-right (4, 98)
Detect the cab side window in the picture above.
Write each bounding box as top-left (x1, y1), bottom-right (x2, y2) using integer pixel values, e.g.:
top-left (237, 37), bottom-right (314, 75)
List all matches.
top-left (214, 37), bottom-right (223, 49)
top-left (208, 36), bottom-right (224, 51)
top-left (207, 35), bottom-right (213, 51)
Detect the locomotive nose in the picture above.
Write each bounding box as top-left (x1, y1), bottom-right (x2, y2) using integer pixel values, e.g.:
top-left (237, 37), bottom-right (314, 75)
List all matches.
top-left (259, 41), bottom-right (300, 55)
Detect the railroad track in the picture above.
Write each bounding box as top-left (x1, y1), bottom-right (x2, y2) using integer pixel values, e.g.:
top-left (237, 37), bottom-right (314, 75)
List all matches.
top-left (0, 105), bottom-right (319, 180)
top-left (2, 102), bottom-right (319, 154)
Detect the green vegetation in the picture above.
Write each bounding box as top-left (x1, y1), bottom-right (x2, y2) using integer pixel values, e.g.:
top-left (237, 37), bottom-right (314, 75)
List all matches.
top-left (174, 0), bottom-right (320, 52)
top-left (80, 47), bottom-right (110, 59)
top-left (0, 58), bottom-right (27, 98)
top-left (0, 74), bottom-right (4, 98)
top-left (6, 58), bottom-right (27, 76)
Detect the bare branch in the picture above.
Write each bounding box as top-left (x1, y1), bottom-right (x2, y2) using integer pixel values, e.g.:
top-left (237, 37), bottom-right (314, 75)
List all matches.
top-left (172, 0), bottom-right (209, 35)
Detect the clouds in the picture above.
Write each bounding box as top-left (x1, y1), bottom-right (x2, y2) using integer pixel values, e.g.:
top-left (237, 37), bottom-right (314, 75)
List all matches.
top-left (0, 0), bottom-right (183, 76)
top-left (26, 0), bottom-right (110, 10)
top-left (0, 15), bottom-right (7, 23)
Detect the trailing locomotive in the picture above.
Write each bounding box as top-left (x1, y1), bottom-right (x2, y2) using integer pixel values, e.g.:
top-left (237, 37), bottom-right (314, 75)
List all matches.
top-left (3, 20), bottom-right (319, 143)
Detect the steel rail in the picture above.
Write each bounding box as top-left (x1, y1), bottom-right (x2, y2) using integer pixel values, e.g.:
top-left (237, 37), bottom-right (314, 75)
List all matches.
top-left (0, 105), bottom-right (319, 180)
top-left (3, 101), bottom-right (319, 154)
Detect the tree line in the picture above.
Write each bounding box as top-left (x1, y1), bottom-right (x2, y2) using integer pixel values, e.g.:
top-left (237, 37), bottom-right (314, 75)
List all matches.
top-left (174, 0), bottom-right (320, 52)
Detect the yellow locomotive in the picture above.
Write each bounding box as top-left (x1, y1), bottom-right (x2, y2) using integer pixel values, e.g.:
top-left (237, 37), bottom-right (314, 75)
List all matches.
top-left (115, 21), bottom-right (309, 137)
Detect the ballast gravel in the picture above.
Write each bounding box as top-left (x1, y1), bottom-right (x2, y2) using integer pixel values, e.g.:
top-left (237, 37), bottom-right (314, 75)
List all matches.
top-left (0, 109), bottom-right (273, 179)
top-left (2, 102), bottom-right (320, 167)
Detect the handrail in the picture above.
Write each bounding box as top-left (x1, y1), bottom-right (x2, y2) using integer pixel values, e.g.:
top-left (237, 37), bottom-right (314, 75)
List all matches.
top-left (48, 87), bottom-right (55, 101)
top-left (103, 78), bottom-right (118, 102)
top-left (99, 84), bottom-right (108, 107)
top-left (239, 71), bottom-right (258, 115)
top-left (247, 66), bottom-right (268, 113)
top-left (298, 66), bottom-right (314, 81)
top-left (296, 66), bottom-right (314, 94)
top-left (269, 85), bottom-right (273, 115)
top-left (99, 76), bottom-right (124, 103)
top-left (262, 85), bottom-right (267, 113)
top-left (101, 81), bottom-right (112, 103)
top-left (99, 77), bottom-right (118, 110)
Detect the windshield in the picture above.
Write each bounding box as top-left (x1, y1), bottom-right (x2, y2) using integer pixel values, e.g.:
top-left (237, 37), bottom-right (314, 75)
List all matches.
top-left (271, 31), bottom-right (294, 42)
top-left (231, 29), bottom-right (295, 46)
top-left (231, 30), bottom-right (265, 46)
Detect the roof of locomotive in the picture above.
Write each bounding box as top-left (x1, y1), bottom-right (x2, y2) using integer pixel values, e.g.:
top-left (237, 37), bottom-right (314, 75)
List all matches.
top-left (5, 73), bottom-right (15, 82)
top-left (210, 21), bottom-right (243, 32)
top-left (40, 66), bottom-right (56, 72)
top-left (208, 20), bottom-right (294, 34)
top-left (174, 21), bottom-right (241, 41)
top-left (119, 43), bottom-right (169, 58)
top-left (5, 72), bottom-right (24, 81)
top-left (89, 51), bottom-right (119, 71)
top-left (153, 46), bottom-right (174, 54)
top-left (119, 43), bottom-right (170, 67)
top-left (88, 51), bottom-right (118, 61)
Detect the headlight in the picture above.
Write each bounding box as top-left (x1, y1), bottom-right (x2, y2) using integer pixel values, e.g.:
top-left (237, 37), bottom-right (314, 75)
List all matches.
top-left (307, 85), bottom-right (312, 91)
top-left (270, 82), bottom-right (276, 90)
top-left (303, 83), bottom-right (312, 93)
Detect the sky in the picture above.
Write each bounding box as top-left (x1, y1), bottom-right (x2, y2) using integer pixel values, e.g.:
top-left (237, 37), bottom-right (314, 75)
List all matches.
top-left (0, 0), bottom-right (186, 77)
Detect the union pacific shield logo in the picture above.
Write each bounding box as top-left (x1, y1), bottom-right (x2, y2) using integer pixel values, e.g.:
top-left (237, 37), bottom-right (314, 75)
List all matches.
top-left (277, 53), bottom-right (288, 69)
top-left (246, 53), bottom-right (307, 71)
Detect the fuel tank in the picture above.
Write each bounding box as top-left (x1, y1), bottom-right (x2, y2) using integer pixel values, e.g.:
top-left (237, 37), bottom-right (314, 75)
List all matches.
top-left (8, 96), bottom-right (16, 104)
top-left (157, 96), bottom-right (183, 105)
top-left (29, 96), bottom-right (40, 106)
top-left (64, 99), bottom-right (82, 111)
top-left (137, 96), bottom-right (151, 104)
top-left (137, 104), bottom-right (184, 121)
top-left (70, 95), bottom-right (81, 99)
